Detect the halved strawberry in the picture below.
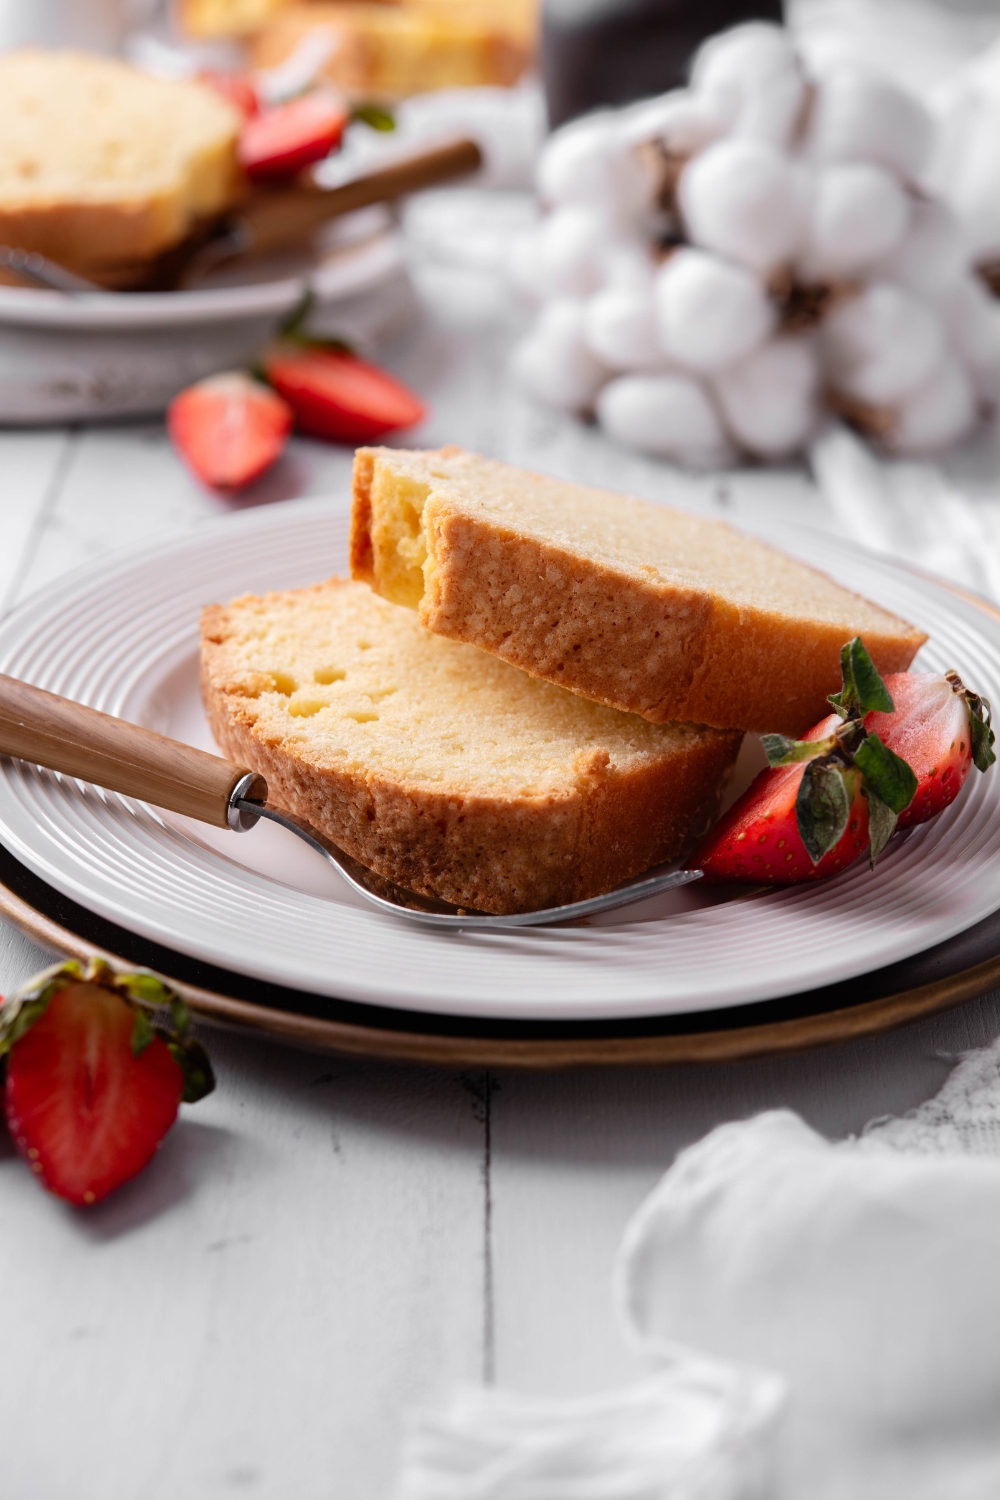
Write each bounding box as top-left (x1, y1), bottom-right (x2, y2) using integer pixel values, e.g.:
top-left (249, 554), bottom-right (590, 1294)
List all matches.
top-left (238, 92), bottom-right (348, 182)
top-left (198, 69), bottom-right (259, 119)
top-left (261, 343), bottom-right (426, 443)
top-left (695, 713), bottom-right (873, 883)
top-left (168, 372), bottom-right (292, 490)
top-left (694, 640), bottom-right (995, 886)
top-left (0, 962), bottom-right (213, 1207)
top-left (866, 670), bottom-right (995, 829)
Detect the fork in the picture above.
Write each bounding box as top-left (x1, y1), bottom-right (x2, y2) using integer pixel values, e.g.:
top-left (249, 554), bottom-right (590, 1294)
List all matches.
top-left (0, 674), bottom-right (701, 930)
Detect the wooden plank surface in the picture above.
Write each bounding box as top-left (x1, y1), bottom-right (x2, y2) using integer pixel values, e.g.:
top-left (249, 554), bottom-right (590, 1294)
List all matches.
top-left (2, 253), bottom-right (1000, 1500)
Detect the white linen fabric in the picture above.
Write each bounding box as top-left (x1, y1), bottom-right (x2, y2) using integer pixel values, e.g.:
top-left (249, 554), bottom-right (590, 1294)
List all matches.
top-left (393, 1365), bottom-right (785, 1500)
top-left (395, 1038), bottom-right (1000, 1500)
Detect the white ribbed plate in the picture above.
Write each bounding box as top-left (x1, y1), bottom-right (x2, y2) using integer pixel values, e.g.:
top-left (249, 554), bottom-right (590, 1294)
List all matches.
top-left (0, 495), bottom-right (999, 1023)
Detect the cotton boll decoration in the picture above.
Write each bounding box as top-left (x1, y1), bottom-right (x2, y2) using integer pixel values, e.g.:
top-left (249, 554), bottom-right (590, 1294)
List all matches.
top-left (691, 22), bottom-right (805, 149)
top-left (678, 138), bottom-right (807, 276)
top-left (798, 164), bottom-right (911, 282)
top-left (585, 283), bottom-right (664, 371)
top-left (532, 205), bottom-right (622, 300)
top-left (805, 67), bottom-right (934, 183)
top-left (536, 112), bottom-right (652, 225)
top-left (618, 90), bottom-right (729, 157)
top-left (597, 374), bottom-right (735, 467)
top-left (509, 16), bottom-right (997, 462)
top-left (875, 198), bottom-right (966, 299)
top-left (823, 282), bottom-right (944, 405)
top-left (511, 299), bottom-right (610, 412)
top-left (714, 338), bottom-right (820, 457)
top-left (601, 242), bottom-right (658, 292)
top-left (937, 276), bottom-right (1000, 402)
top-left (655, 248), bottom-right (776, 374)
top-left (691, 23), bottom-right (799, 121)
top-left (887, 356), bottom-right (976, 454)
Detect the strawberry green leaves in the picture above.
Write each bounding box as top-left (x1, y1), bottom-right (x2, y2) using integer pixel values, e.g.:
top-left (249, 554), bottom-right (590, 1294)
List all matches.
top-left (762, 732), bottom-right (835, 765)
top-left (828, 636), bottom-right (896, 718)
top-left (852, 733), bottom-right (918, 812)
top-left (971, 707), bottom-right (997, 773)
top-left (771, 639), bottom-right (917, 867)
top-left (853, 732), bottom-right (919, 866)
top-left (946, 670), bottom-right (998, 774)
top-left (796, 761), bottom-right (855, 865)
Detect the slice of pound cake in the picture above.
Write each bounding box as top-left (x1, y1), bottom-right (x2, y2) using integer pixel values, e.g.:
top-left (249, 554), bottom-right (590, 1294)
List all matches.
top-left (201, 579), bottom-right (742, 914)
top-left (350, 446), bottom-right (926, 735)
top-left (0, 50), bottom-right (242, 278)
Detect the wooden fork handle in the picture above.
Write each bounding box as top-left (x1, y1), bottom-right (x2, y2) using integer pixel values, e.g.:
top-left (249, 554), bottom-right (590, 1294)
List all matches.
top-left (0, 674), bottom-right (267, 829)
top-left (239, 136), bottom-right (483, 257)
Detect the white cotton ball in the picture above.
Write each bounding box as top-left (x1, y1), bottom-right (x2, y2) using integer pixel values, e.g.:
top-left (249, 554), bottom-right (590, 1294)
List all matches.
top-left (601, 241), bottom-right (658, 292)
top-left (618, 89), bottom-right (729, 157)
top-left (510, 299), bottom-right (610, 412)
top-left (874, 198), bottom-right (966, 298)
top-left (823, 282), bottom-right (944, 404)
top-left (678, 138), bottom-right (807, 276)
top-left (655, 248), bottom-right (777, 374)
top-left (933, 94), bottom-right (1000, 263)
top-left (806, 67), bottom-right (934, 182)
top-left (797, 163), bottom-right (911, 281)
top-left (886, 355), bottom-right (976, 453)
top-left (713, 338), bottom-right (820, 457)
top-left (584, 283), bottom-right (664, 371)
top-left (533, 205), bottom-right (620, 300)
top-left (691, 22), bottom-right (798, 114)
top-left (596, 373), bottom-right (735, 467)
top-left (691, 22), bottom-right (805, 149)
top-left (737, 71), bottom-right (808, 150)
top-left (938, 276), bottom-right (1000, 401)
top-left (537, 112), bottom-right (652, 222)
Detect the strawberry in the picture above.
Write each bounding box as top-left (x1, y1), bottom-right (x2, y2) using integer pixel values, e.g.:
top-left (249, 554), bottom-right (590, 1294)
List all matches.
top-left (694, 711), bottom-right (873, 883)
top-left (0, 962), bottom-right (213, 1206)
top-left (238, 92), bottom-right (348, 182)
top-left (168, 372), bottom-right (292, 490)
top-left (694, 640), bottom-right (996, 886)
top-left (198, 69), bottom-right (259, 119)
top-left (261, 343), bottom-right (426, 444)
top-left (866, 670), bottom-right (995, 829)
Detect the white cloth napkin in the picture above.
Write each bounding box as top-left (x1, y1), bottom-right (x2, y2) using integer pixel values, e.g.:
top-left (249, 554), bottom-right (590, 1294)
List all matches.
top-left (394, 1037), bottom-right (1000, 1500)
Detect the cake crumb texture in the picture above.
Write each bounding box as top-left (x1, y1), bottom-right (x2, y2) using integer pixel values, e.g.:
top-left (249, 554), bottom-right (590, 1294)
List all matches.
top-left (201, 578), bottom-right (742, 913)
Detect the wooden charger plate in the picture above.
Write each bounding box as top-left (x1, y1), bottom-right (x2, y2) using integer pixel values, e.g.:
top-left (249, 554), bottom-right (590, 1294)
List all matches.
top-left (2, 838), bottom-right (999, 1069)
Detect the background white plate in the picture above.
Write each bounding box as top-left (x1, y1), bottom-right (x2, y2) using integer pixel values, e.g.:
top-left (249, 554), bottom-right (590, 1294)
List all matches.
top-left (0, 221), bottom-right (414, 424)
top-left (0, 494), bottom-right (998, 1023)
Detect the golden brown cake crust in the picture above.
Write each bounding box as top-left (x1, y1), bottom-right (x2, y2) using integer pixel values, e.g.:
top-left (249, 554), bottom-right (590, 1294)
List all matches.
top-left (351, 446), bottom-right (927, 736)
top-left (200, 580), bottom-right (742, 914)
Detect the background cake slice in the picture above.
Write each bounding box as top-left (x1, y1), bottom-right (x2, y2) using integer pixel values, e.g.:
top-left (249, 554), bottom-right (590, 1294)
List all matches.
top-left (201, 578), bottom-right (742, 915)
top-left (350, 446), bottom-right (927, 735)
top-left (0, 50), bottom-right (243, 280)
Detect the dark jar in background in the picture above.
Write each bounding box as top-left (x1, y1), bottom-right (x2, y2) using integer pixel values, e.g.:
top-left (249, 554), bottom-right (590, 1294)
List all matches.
top-left (542, 0), bottom-right (785, 127)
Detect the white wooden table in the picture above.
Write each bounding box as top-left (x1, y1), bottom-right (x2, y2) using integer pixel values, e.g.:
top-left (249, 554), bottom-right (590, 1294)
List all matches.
top-left (3, 251), bottom-right (1000, 1500)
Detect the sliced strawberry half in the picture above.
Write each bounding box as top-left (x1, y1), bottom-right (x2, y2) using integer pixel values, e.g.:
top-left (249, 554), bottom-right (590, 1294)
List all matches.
top-left (867, 670), bottom-right (995, 829)
top-left (261, 343), bottom-right (426, 444)
top-left (168, 372), bottom-right (292, 490)
top-left (238, 92), bottom-right (348, 182)
top-left (693, 640), bottom-right (996, 887)
top-left (198, 69), bottom-right (259, 119)
top-left (1, 961), bottom-right (214, 1207)
top-left (695, 713), bottom-right (873, 883)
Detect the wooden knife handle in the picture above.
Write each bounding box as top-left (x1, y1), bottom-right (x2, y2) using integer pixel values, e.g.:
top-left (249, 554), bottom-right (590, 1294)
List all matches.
top-left (239, 136), bottom-right (483, 258)
top-left (0, 674), bottom-right (267, 829)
